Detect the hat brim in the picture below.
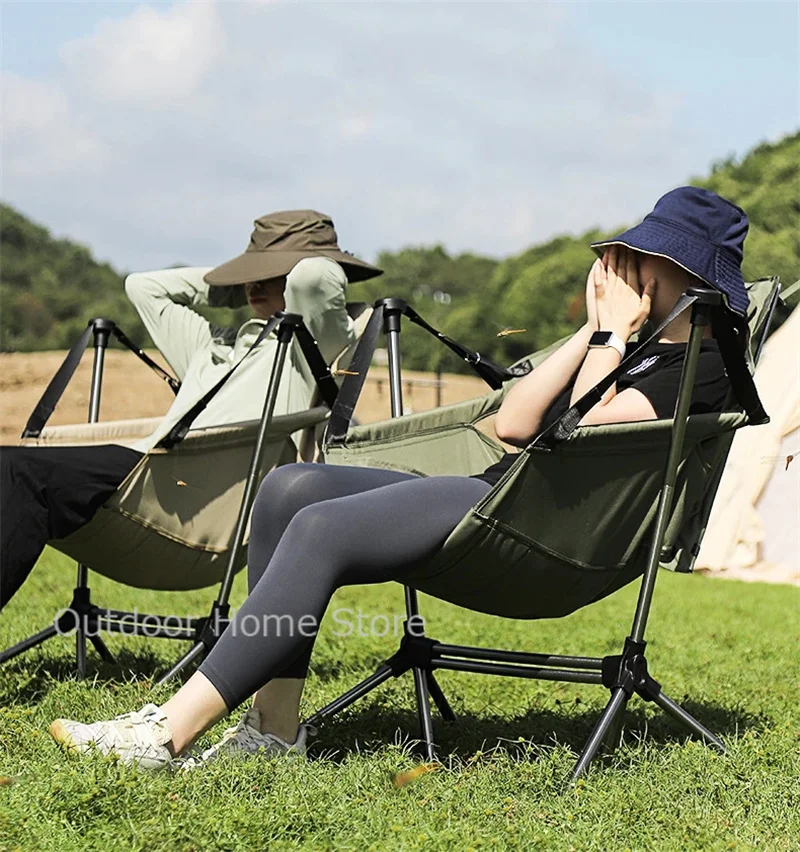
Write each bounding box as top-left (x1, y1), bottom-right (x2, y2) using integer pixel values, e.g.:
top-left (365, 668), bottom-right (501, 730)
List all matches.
top-left (590, 219), bottom-right (749, 316)
top-left (204, 249), bottom-right (382, 287)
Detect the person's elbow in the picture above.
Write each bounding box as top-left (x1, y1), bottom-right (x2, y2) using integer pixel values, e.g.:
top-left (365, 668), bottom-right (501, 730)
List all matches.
top-left (124, 271), bottom-right (162, 308)
top-left (494, 408), bottom-right (538, 448)
top-left (285, 257), bottom-right (344, 305)
top-left (124, 272), bottom-right (145, 301)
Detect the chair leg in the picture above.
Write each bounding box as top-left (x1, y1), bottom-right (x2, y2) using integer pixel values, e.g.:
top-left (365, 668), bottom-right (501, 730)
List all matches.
top-left (305, 664), bottom-right (395, 727)
top-left (0, 624), bottom-right (60, 664)
top-left (89, 635), bottom-right (117, 664)
top-left (412, 666), bottom-right (437, 761)
top-left (650, 689), bottom-right (725, 752)
top-left (426, 672), bottom-right (456, 722)
top-left (156, 641), bottom-right (207, 685)
top-left (76, 623), bottom-right (87, 679)
top-left (570, 688), bottom-right (629, 782)
top-left (75, 608), bottom-right (116, 675)
top-left (600, 706), bottom-right (625, 756)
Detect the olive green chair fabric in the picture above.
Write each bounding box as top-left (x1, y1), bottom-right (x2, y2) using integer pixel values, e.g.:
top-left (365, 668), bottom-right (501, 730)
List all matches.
top-left (322, 279), bottom-right (779, 620)
top-left (22, 408), bottom-right (326, 590)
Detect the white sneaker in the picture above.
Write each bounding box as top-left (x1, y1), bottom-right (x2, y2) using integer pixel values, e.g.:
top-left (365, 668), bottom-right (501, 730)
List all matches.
top-left (49, 703), bottom-right (174, 771)
top-left (180, 708), bottom-right (313, 770)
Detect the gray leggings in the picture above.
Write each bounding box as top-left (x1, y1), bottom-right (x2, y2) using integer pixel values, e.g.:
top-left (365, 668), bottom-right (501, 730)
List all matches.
top-left (198, 463), bottom-right (490, 710)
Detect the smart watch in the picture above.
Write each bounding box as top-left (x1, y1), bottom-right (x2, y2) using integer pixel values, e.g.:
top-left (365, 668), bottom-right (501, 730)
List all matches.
top-left (588, 331), bottom-right (626, 358)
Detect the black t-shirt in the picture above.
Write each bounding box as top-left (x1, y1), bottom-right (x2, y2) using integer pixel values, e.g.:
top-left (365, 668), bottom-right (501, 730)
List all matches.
top-left (474, 339), bottom-right (729, 486)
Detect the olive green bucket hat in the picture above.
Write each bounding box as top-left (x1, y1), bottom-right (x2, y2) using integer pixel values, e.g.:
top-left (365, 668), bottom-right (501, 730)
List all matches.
top-left (204, 209), bottom-right (382, 307)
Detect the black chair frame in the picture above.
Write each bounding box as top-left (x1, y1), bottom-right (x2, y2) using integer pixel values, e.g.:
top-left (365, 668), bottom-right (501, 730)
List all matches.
top-left (304, 288), bottom-right (779, 783)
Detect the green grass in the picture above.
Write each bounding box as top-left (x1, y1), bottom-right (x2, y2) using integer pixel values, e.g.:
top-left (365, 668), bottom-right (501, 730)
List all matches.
top-left (1, 549), bottom-right (798, 851)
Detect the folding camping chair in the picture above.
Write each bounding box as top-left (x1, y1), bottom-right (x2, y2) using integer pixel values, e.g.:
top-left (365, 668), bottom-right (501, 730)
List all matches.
top-left (304, 278), bottom-right (782, 781)
top-left (0, 304), bottom-right (371, 682)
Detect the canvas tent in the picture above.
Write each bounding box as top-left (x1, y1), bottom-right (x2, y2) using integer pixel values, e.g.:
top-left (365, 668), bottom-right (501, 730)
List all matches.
top-left (697, 305), bottom-right (800, 585)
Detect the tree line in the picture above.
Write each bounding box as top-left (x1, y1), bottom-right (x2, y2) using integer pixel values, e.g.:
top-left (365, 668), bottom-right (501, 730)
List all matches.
top-left (2, 131), bottom-right (797, 372)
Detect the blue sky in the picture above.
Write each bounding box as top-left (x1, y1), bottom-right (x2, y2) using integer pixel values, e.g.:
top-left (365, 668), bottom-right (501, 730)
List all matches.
top-left (1, 1), bottom-right (798, 271)
top-left (571, 2), bottom-right (799, 150)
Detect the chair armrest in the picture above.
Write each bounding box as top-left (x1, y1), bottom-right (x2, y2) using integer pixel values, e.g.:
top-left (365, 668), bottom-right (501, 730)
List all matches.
top-left (18, 407), bottom-right (331, 452)
top-left (18, 417), bottom-right (164, 448)
top-left (150, 407), bottom-right (331, 454)
top-left (533, 411), bottom-right (747, 457)
top-left (335, 389), bottom-right (504, 447)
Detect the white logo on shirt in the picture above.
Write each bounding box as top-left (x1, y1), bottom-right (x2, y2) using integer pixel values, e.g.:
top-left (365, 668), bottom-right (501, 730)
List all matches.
top-left (626, 355), bottom-right (660, 376)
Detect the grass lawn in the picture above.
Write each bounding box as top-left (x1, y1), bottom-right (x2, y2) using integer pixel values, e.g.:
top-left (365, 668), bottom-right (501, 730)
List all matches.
top-left (1, 548), bottom-right (798, 851)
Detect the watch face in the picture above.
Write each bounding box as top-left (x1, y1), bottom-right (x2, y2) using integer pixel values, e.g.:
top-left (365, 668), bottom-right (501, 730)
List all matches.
top-left (589, 332), bottom-right (613, 347)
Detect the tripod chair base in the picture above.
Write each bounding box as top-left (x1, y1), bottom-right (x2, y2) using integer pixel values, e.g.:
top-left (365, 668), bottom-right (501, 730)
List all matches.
top-left (0, 581), bottom-right (121, 677)
top-left (305, 630), bottom-right (458, 763)
top-left (0, 580), bottom-right (231, 679)
top-left (304, 631), bottom-right (725, 783)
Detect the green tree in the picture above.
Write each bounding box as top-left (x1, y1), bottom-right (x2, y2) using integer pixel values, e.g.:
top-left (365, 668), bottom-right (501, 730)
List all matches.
top-left (2, 131), bottom-right (797, 361)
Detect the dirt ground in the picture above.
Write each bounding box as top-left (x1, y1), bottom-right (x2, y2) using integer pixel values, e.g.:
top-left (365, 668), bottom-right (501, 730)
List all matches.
top-left (0, 350), bottom-right (487, 442)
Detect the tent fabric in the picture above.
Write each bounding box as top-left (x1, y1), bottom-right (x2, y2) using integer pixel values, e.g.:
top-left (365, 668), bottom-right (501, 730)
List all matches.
top-left (697, 305), bottom-right (800, 584)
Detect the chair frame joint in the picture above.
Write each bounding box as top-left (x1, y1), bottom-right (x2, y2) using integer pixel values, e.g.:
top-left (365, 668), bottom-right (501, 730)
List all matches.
top-left (386, 631), bottom-right (438, 677)
top-left (600, 637), bottom-right (661, 701)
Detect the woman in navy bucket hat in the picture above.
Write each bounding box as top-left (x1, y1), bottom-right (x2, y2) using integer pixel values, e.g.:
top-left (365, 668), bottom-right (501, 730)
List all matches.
top-left (591, 186), bottom-right (750, 316)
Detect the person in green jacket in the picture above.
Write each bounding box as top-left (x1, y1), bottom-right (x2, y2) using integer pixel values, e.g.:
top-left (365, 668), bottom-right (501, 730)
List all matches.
top-left (0, 210), bottom-right (381, 609)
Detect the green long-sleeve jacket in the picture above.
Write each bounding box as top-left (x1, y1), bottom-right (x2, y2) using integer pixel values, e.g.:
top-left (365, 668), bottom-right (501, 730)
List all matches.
top-left (125, 257), bottom-right (355, 452)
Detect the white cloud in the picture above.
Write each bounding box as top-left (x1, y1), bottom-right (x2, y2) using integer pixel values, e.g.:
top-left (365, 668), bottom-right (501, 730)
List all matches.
top-left (0, 1), bottom-right (735, 272)
top-left (338, 117), bottom-right (373, 141)
top-left (60, 0), bottom-right (225, 106)
top-left (0, 74), bottom-right (108, 178)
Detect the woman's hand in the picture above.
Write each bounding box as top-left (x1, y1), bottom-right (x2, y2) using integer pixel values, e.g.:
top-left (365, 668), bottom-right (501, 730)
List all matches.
top-left (584, 259), bottom-right (602, 331)
top-left (595, 246), bottom-right (656, 337)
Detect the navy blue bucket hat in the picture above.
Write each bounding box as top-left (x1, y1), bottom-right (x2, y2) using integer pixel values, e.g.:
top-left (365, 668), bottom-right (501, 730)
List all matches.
top-left (591, 186), bottom-right (750, 316)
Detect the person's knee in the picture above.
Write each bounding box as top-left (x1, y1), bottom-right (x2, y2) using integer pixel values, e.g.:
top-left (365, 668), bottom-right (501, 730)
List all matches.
top-left (252, 464), bottom-right (327, 527)
top-left (248, 465), bottom-right (328, 566)
top-left (283, 501), bottom-right (349, 566)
